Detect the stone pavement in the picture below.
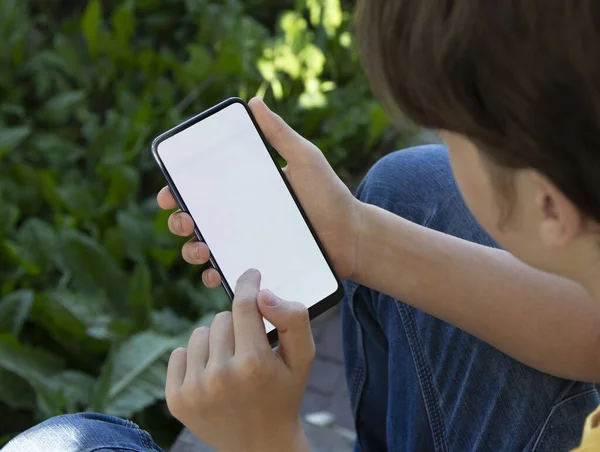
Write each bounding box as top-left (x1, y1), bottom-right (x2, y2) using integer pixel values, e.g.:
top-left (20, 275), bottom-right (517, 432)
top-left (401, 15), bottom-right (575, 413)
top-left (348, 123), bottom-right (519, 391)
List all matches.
top-left (171, 302), bottom-right (355, 451)
top-left (301, 303), bottom-right (354, 432)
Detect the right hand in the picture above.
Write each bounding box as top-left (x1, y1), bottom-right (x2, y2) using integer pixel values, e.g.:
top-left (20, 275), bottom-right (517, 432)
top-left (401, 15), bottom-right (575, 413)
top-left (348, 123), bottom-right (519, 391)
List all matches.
top-left (157, 97), bottom-right (362, 287)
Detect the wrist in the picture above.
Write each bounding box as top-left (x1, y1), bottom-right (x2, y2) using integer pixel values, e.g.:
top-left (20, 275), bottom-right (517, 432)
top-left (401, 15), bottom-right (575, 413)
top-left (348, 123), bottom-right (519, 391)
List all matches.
top-left (220, 422), bottom-right (309, 452)
top-left (262, 422), bottom-right (309, 452)
top-left (349, 199), bottom-right (370, 283)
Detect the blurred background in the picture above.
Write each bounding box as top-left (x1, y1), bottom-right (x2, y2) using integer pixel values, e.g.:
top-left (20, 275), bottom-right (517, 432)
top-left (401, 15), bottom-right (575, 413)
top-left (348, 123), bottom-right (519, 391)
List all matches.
top-left (0, 0), bottom-right (421, 448)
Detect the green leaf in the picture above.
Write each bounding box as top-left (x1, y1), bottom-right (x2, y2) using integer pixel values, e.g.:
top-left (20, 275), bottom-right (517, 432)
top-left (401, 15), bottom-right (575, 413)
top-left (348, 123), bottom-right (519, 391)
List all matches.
top-left (36, 169), bottom-right (62, 213)
top-left (52, 370), bottom-right (96, 412)
top-left (0, 368), bottom-right (36, 410)
top-left (30, 379), bottom-right (65, 418)
top-left (150, 307), bottom-right (192, 336)
top-left (0, 334), bottom-right (64, 384)
top-left (149, 247), bottom-right (179, 268)
top-left (34, 290), bottom-right (111, 354)
top-left (29, 133), bottom-right (85, 165)
top-left (111, 4), bottom-right (135, 46)
top-left (3, 239), bottom-right (40, 276)
top-left (306, 0), bottom-right (322, 26)
top-left (367, 104), bottom-right (391, 147)
top-left (323, 0), bottom-right (343, 36)
top-left (104, 165), bottom-right (139, 207)
top-left (280, 11), bottom-right (307, 46)
top-left (56, 183), bottom-right (97, 219)
top-left (0, 203), bottom-right (19, 236)
top-left (0, 290), bottom-right (34, 336)
top-left (98, 332), bottom-right (176, 418)
top-left (81, 0), bottom-right (103, 59)
top-left (14, 218), bottom-right (58, 272)
top-left (0, 336), bottom-right (74, 417)
top-left (104, 226), bottom-right (125, 263)
top-left (257, 59), bottom-right (276, 82)
top-left (0, 126), bottom-right (30, 154)
top-left (300, 44), bottom-right (325, 78)
top-left (129, 262), bottom-right (152, 330)
top-left (60, 230), bottom-right (129, 316)
top-left (117, 209), bottom-right (153, 261)
top-left (41, 91), bottom-right (86, 124)
top-left (89, 346), bottom-right (113, 413)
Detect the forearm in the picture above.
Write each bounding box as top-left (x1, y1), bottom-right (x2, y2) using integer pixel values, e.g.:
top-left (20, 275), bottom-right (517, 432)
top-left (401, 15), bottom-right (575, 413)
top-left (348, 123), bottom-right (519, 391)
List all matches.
top-left (355, 202), bottom-right (600, 382)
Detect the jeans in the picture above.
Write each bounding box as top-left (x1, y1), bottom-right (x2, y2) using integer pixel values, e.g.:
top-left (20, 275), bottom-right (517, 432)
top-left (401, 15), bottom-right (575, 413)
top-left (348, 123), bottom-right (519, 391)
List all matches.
top-left (2, 413), bottom-right (163, 452)
top-left (5, 146), bottom-right (599, 452)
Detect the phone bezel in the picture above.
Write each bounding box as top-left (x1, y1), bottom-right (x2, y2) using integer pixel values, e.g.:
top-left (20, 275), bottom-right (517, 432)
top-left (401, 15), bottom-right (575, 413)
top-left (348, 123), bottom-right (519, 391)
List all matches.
top-left (151, 97), bottom-right (344, 344)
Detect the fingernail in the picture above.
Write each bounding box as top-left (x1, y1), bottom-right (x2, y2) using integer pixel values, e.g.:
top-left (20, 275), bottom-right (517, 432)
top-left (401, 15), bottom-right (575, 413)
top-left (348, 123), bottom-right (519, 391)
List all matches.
top-left (196, 243), bottom-right (202, 260)
top-left (262, 290), bottom-right (279, 307)
top-left (176, 214), bottom-right (183, 233)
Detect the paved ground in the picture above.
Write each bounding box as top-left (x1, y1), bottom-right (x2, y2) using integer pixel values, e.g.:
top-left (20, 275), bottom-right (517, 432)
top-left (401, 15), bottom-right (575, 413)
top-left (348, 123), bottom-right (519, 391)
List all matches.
top-left (171, 302), bottom-right (355, 451)
top-left (301, 303), bottom-right (353, 431)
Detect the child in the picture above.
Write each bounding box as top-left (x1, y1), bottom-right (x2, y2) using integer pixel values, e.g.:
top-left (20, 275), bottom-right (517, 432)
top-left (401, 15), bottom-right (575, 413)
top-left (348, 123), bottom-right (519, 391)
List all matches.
top-left (7, 1), bottom-right (600, 451)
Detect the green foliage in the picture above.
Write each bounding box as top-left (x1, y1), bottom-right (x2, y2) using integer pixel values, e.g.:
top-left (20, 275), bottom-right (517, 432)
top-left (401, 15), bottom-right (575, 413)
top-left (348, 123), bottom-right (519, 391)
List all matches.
top-left (0, 0), bottom-right (409, 447)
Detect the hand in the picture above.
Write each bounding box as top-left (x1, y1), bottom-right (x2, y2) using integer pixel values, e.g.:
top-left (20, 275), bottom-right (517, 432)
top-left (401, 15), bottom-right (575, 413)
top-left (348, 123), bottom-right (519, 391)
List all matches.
top-left (165, 269), bottom-right (313, 452)
top-left (157, 97), bottom-right (362, 286)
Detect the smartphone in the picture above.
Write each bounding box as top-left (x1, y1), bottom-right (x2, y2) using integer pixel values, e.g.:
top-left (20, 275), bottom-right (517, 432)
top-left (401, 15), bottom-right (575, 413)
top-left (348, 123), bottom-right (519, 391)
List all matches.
top-left (151, 97), bottom-right (344, 343)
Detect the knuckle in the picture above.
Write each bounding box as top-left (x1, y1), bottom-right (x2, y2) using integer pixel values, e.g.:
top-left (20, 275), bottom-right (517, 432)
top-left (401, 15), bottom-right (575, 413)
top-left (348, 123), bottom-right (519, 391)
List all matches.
top-left (166, 390), bottom-right (186, 417)
top-left (190, 326), bottom-right (210, 342)
top-left (290, 302), bottom-right (310, 325)
top-left (212, 311), bottom-right (232, 326)
top-left (169, 347), bottom-right (187, 365)
top-left (233, 296), bottom-right (257, 311)
top-left (179, 379), bottom-right (207, 408)
top-left (170, 347), bottom-right (186, 358)
top-left (195, 326), bottom-right (210, 336)
top-left (266, 116), bottom-right (286, 143)
top-left (297, 343), bottom-right (316, 369)
top-left (236, 353), bottom-right (267, 384)
top-left (202, 366), bottom-right (232, 398)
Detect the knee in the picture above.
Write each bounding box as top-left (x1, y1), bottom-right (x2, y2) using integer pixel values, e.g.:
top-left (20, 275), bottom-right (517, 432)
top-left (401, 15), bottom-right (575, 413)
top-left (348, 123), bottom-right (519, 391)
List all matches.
top-left (356, 145), bottom-right (458, 222)
top-left (3, 413), bottom-right (156, 452)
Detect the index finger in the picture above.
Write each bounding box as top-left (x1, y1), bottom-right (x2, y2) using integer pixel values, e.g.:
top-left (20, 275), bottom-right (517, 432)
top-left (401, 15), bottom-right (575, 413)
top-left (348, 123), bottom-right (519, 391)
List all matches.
top-left (157, 186), bottom-right (178, 210)
top-left (232, 269), bottom-right (270, 354)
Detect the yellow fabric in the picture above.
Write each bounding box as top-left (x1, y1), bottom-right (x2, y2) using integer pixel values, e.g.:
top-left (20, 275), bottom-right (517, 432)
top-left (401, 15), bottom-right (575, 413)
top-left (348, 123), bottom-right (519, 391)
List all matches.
top-left (571, 406), bottom-right (600, 451)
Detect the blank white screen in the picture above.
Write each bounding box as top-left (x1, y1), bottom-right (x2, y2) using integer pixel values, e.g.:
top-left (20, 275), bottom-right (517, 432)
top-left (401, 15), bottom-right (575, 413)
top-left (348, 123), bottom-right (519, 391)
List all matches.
top-left (157, 102), bottom-right (338, 332)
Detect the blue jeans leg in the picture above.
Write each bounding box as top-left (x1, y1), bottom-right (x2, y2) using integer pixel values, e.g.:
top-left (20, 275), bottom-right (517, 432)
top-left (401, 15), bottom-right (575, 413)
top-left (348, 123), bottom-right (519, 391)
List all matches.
top-left (342, 145), bottom-right (599, 452)
top-left (3, 413), bottom-right (163, 452)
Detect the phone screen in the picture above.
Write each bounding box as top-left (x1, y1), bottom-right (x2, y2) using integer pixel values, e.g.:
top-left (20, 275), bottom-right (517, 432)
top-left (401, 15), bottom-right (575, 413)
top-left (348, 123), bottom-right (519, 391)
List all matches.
top-left (155, 101), bottom-right (340, 334)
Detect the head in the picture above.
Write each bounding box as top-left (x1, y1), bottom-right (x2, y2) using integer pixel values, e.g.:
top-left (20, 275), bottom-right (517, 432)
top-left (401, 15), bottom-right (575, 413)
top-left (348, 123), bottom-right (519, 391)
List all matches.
top-left (356, 0), bottom-right (600, 282)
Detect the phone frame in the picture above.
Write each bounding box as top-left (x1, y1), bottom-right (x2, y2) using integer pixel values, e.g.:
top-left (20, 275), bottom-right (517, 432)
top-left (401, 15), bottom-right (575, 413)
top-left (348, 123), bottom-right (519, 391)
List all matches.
top-left (151, 97), bottom-right (344, 344)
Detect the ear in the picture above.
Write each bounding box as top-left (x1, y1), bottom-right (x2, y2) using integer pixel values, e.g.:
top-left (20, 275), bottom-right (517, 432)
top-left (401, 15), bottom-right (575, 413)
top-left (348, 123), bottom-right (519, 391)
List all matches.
top-left (529, 171), bottom-right (583, 248)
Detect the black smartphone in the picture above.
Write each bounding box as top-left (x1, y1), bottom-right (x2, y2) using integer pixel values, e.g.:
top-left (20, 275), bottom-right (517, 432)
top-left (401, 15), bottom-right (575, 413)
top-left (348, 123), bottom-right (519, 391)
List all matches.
top-left (151, 97), bottom-right (344, 343)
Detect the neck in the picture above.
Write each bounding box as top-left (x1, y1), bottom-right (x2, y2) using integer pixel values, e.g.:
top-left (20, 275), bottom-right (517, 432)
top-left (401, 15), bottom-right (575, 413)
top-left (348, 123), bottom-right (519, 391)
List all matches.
top-left (562, 239), bottom-right (600, 308)
top-left (585, 277), bottom-right (600, 307)
top-left (572, 261), bottom-right (600, 308)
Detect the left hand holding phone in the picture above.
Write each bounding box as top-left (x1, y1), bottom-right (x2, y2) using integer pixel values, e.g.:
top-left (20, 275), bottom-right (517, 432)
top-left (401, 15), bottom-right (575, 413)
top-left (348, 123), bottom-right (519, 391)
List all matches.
top-left (165, 269), bottom-right (313, 452)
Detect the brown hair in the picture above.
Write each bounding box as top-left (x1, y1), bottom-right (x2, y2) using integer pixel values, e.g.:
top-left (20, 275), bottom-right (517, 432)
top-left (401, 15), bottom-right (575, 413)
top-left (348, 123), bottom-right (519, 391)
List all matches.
top-left (356, 0), bottom-right (600, 222)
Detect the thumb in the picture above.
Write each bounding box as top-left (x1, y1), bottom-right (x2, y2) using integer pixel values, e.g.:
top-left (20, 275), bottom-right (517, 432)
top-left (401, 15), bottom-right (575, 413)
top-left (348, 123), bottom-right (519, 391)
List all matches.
top-left (248, 97), bottom-right (318, 164)
top-left (257, 289), bottom-right (315, 371)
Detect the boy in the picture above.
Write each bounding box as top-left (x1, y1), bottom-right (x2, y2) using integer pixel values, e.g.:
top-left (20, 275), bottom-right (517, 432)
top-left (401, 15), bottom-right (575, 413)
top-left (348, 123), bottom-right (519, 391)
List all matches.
top-left (7, 1), bottom-right (600, 451)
